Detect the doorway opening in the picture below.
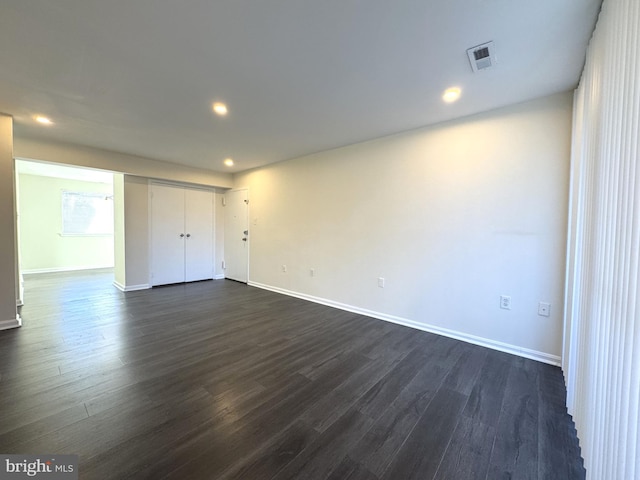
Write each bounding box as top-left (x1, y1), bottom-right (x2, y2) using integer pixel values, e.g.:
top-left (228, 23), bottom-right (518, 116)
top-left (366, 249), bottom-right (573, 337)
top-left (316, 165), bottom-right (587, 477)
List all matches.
top-left (15, 159), bottom-right (115, 306)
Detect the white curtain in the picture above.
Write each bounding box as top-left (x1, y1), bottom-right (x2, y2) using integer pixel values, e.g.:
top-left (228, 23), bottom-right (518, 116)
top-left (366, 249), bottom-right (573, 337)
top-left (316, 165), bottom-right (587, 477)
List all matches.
top-left (564, 0), bottom-right (640, 478)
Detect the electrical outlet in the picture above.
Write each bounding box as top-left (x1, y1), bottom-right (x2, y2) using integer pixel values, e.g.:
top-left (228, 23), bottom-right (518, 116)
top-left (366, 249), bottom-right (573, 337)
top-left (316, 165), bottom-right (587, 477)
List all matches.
top-left (500, 295), bottom-right (511, 310)
top-left (281, 265), bottom-right (287, 273)
top-left (538, 302), bottom-right (551, 317)
top-left (378, 277), bottom-right (385, 288)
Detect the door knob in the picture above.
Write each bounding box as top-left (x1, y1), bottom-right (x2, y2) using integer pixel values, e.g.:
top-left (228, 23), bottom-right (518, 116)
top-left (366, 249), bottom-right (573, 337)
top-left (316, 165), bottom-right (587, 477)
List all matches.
top-left (244, 230), bottom-right (249, 235)
top-left (179, 233), bottom-right (185, 238)
top-left (186, 233), bottom-right (191, 238)
top-left (242, 238), bottom-right (247, 242)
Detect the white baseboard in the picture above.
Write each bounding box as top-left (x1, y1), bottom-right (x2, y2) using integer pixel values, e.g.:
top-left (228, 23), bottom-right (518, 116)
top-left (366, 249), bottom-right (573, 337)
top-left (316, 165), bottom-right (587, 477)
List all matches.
top-left (215, 274), bottom-right (225, 280)
top-left (249, 281), bottom-right (561, 366)
top-left (0, 315), bottom-right (22, 331)
top-left (113, 281), bottom-right (150, 292)
top-left (23, 265), bottom-right (114, 274)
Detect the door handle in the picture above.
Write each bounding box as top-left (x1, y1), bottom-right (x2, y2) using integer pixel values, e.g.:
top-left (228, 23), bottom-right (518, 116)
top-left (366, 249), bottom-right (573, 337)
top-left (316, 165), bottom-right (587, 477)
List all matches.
top-left (186, 233), bottom-right (191, 238)
top-left (179, 233), bottom-right (185, 238)
top-left (244, 230), bottom-right (249, 235)
top-left (242, 238), bottom-right (247, 242)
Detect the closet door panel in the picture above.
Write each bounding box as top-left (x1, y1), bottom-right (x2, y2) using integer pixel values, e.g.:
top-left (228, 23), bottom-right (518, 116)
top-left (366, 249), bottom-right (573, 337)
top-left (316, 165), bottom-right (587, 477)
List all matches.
top-left (184, 188), bottom-right (214, 282)
top-left (150, 184), bottom-right (186, 286)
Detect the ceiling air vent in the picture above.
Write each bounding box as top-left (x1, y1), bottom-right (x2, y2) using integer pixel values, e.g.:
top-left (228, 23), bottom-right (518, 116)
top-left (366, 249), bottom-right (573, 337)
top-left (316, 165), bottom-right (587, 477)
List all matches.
top-left (467, 41), bottom-right (496, 72)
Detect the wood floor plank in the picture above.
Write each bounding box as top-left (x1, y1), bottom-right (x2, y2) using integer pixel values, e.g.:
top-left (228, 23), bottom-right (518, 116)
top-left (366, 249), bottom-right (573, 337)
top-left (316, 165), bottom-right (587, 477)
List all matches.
top-left (271, 408), bottom-right (375, 480)
top-left (433, 416), bottom-right (496, 480)
top-left (325, 457), bottom-right (379, 480)
top-left (300, 352), bottom-right (404, 433)
top-left (220, 421), bottom-right (319, 480)
top-left (486, 358), bottom-right (539, 480)
top-left (348, 371), bottom-right (434, 476)
top-left (0, 404), bottom-right (89, 452)
top-left (380, 387), bottom-right (467, 480)
top-left (9, 387), bottom-right (213, 460)
top-left (114, 376), bottom-right (313, 480)
top-left (354, 345), bottom-right (434, 418)
top-left (536, 362), bottom-right (586, 480)
top-left (440, 344), bottom-right (488, 395)
top-left (80, 391), bottom-right (221, 479)
top-left (462, 349), bottom-right (512, 428)
top-left (0, 270), bottom-right (585, 479)
top-left (347, 334), bottom-right (463, 476)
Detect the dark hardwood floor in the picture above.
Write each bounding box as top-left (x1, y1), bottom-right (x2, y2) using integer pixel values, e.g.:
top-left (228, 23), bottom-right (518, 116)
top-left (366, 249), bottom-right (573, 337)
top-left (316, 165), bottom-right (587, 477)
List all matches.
top-left (0, 269), bottom-right (584, 479)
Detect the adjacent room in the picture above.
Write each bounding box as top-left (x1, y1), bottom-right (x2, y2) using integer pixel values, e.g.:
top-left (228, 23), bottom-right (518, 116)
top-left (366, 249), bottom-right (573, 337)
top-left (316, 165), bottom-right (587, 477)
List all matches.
top-left (15, 160), bottom-right (115, 282)
top-left (0, 1), bottom-right (637, 479)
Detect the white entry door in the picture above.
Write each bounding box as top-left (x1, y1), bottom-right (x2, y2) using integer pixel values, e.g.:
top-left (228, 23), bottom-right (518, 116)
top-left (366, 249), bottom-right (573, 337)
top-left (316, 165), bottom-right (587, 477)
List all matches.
top-left (224, 189), bottom-right (249, 283)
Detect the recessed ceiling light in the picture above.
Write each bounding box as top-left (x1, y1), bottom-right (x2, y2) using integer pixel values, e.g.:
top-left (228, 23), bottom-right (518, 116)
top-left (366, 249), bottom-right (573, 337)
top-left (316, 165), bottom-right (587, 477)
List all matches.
top-left (35, 115), bottom-right (53, 125)
top-left (442, 87), bottom-right (461, 103)
top-left (213, 102), bottom-right (228, 116)
top-left (223, 158), bottom-right (234, 167)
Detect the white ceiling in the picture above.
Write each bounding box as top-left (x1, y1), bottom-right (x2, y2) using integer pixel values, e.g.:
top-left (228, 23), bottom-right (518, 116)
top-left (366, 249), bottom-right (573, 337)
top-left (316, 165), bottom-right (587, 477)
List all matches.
top-left (0, 0), bottom-right (601, 173)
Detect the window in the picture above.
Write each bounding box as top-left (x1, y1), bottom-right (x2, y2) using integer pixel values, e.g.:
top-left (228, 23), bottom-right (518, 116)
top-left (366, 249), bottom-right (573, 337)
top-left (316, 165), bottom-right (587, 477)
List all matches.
top-left (61, 191), bottom-right (113, 236)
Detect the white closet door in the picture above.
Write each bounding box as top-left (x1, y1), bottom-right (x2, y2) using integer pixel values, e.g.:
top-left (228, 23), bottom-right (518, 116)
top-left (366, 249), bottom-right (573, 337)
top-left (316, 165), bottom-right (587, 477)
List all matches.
top-left (150, 183), bottom-right (186, 286)
top-left (184, 188), bottom-right (213, 282)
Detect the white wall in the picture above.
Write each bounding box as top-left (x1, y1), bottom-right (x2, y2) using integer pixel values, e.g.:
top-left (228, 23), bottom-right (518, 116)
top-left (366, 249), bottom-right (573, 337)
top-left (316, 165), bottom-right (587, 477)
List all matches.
top-left (15, 137), bottom-right (233, 188)
top-left (17, 173), bottom-right (114, 273)
top-left (113, 174), bottom-right (126, 287)
top-left (122, 175), bottom-right (150, 289)
top-left (0, 114), bottom-right (19, 330)
top-left (112, 175), bottom-right (153, 290)
top-left (235, 92), bottom-right (572, 362)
